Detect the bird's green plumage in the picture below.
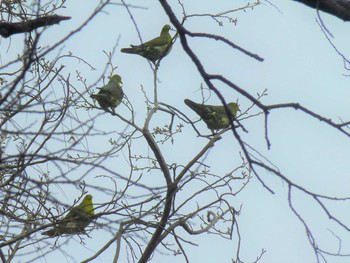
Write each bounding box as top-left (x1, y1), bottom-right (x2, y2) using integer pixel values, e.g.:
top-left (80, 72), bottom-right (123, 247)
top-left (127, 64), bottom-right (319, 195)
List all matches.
top-left (184, 99), bottom-right (239, 130)
top-left (90, 74), bottom-right (124, 111)
top-left (42, 194), bottom-right (94, 237)
top-left (121, 24), bottom-right (172, 63)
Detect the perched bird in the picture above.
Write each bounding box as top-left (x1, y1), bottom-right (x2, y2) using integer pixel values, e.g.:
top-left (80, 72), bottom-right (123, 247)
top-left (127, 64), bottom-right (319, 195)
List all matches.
top-left (121, 24), bottom-right (172, 64)
top-left (42, 194), bottom-right (94, 237)
top-left (90, 74), bottom-right (124, 112)
top-left (184, 99), bottom-right (239, 130)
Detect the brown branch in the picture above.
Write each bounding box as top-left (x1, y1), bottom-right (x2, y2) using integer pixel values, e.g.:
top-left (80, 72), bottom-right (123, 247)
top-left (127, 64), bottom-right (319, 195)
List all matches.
top-left (189, 32), bottom-right (264, 62)
top-left (265, 102), bottom-right (350, 138)
top-left (0, 15), bottom-right (71, 38)
top-left (295, 0), bottom-right (350, 21)
top-left (0, 249), bottom-right (5, 263)
top-left (138, 128), bottom-right (175, 262)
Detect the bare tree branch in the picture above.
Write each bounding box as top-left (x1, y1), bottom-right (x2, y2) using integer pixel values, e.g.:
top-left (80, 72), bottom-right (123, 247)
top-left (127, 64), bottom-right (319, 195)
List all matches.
top-left (0, 15), bottom-right (71, 38)
top-left (294, 0), bottom-right (350, 21)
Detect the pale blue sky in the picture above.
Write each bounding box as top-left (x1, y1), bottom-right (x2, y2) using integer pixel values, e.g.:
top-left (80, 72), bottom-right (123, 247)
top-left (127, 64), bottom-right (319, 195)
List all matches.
top-left (3, 0), bottom-right (350, 262)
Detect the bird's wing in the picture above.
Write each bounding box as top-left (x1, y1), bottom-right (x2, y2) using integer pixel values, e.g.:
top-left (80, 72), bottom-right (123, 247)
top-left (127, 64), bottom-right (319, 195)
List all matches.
top-left (143, 35), bottom-right (169, 48)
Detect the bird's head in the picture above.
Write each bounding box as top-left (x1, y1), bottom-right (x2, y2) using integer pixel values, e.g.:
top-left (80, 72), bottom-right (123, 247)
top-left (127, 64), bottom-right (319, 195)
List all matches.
top-left (84, 194), bottom-right (93, 202)
top-left (227, 102), bottom-right (239, 116)
top-left (109, 74), bottom-right (123, 84)
top-left (81, 194), bottom-right (94, 215)
top-left (161, 24), bottom-right (171, 34)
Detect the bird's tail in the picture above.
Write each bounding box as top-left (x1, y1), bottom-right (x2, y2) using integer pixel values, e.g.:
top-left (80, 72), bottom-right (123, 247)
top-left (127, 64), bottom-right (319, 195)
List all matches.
top-left (184, 99), bottom-right (202, 115)
top-left (120, 46), bottom-right (139, 54)
top-left (90, 93), bottom-right (108, 100)
top-left (41, 229), bottom-right (57, 237)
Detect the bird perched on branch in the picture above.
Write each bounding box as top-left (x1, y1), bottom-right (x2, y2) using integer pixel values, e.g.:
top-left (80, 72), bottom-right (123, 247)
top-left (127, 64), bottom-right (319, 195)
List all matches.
top-left (42, 194), bottom-right (94, 237)
top-left (121, 24), bottom-right (172, 64)
top-left (90, 74), bottom-right (124, 112)
top-left (184, 99), bottom-right (239, 131)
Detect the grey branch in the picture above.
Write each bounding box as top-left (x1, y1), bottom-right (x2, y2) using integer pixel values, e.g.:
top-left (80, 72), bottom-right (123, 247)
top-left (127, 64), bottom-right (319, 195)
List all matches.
top-left (295, 0), bottom-right (350, 21)
top-left (0, 15), bottom-right (71, 38)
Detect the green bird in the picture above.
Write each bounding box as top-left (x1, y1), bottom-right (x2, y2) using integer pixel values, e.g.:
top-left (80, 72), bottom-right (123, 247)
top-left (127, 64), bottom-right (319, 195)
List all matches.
top-left (90, 74), bottom-right (124, 112)
top-left (42, 194), bottom-right (94, 237)
top-left (121, 24), bottom-right (172, 64)
top-left (184, 99), bottom-right (239, 130)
